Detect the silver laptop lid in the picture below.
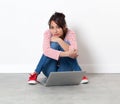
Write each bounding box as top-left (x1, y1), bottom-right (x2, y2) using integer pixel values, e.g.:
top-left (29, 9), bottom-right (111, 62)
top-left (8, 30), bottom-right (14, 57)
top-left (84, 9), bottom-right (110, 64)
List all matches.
top-left (45, 71), bottom-right (85, 86)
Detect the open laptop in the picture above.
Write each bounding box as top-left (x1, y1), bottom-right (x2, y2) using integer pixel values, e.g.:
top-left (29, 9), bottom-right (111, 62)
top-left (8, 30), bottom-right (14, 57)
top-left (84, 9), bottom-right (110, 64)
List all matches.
top-left (40, 71), bottom-right (85, 87)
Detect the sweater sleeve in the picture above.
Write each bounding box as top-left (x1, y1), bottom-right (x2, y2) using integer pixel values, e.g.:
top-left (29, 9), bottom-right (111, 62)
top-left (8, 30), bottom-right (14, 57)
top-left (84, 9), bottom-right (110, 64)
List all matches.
top-left (43, 30), bottom-right (61, 60)
top-left (67, 30), bottom-right (78, 50)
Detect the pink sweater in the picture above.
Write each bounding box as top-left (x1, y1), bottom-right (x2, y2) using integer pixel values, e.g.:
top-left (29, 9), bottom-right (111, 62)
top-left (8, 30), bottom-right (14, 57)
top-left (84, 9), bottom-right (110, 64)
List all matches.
top-left (43, 29), bottom-right (78, 60)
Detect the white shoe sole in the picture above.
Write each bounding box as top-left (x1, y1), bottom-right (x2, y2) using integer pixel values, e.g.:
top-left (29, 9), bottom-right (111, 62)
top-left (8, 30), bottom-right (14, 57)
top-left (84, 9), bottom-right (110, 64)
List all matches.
top-left (81, 80), bottom-right (89, 84)
top-left (28, 80), bottom-right (37, 85)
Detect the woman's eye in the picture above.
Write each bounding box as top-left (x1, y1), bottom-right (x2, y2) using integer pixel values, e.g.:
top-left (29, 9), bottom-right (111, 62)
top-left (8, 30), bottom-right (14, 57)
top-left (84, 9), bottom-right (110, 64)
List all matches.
top-left (50, 26), bottom-right (61, 29)
top-left (57, 26), bottom-right (60, 28)
top-left (50, 26), bottom-right (54, 29)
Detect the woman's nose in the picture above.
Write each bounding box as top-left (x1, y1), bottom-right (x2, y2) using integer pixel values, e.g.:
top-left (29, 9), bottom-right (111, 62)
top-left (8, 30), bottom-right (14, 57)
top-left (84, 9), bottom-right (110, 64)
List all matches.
top-left (54, 29), bottom-right (57, 33)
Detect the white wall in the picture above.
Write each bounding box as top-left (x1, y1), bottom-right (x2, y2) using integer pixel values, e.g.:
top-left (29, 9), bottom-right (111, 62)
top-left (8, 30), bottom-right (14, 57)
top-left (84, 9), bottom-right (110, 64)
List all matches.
top-left (0, 0), bottom-right (120, 73)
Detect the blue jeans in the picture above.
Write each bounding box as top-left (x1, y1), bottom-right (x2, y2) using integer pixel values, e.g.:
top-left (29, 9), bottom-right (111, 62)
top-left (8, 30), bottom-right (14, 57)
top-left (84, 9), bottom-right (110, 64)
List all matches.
top-left (35, 42), bottom-right (82, 77)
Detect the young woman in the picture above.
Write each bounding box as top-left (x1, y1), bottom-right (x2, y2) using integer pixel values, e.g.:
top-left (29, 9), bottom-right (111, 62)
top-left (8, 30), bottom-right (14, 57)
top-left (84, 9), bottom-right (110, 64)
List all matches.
top-left (28, 12), bottom-right (88, 84)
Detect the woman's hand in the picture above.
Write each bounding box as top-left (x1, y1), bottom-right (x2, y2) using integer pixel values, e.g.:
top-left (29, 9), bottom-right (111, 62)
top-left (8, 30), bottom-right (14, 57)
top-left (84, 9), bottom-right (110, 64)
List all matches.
top-left (51, 36), bottom-right (61, 42)
top-left (68, 49), bottom-right (78, 59)
top-left (59, 49), bottom-right (78, 58)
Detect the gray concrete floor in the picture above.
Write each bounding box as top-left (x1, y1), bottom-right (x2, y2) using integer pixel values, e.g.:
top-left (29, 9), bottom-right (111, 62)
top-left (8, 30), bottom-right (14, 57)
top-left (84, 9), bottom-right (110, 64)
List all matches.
top-left (0, 73), bottom-right (120, 104)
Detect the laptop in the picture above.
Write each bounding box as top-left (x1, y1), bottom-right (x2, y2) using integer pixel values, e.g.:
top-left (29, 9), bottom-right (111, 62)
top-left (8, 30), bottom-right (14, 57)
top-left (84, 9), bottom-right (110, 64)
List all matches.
top-left (40, 71), bottom-right (85, 87)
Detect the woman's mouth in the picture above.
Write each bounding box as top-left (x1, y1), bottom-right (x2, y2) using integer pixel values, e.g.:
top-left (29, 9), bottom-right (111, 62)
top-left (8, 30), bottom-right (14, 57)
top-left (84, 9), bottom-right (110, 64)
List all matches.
top-left (54, 34), bottom-right (59, 36)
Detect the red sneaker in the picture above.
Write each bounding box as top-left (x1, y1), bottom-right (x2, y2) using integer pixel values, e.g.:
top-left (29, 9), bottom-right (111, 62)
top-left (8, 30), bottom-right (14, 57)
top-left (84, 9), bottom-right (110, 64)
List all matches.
top-left (81, 76), bottom-right (89, 84)
top-left (28, 73), bottom-right (38, 85)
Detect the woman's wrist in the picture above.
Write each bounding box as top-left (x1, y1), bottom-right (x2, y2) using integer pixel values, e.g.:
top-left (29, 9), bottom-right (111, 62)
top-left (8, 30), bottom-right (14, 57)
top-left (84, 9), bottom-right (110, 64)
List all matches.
top-left (57, 38), bottom-right (62, 44)
top-left (66, 51), bottom-right (70, 57)
top-left (59, 51), bottom-right (70, 57)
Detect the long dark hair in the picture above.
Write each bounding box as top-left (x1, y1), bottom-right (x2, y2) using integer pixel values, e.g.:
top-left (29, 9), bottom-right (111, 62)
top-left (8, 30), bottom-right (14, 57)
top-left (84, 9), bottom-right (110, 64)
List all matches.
top-left (48, 12), bottom-right (68, 39)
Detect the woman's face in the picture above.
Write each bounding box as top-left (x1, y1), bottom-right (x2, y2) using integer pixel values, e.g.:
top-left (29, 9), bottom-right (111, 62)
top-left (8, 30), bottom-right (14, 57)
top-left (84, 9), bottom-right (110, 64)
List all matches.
top-left (49, 21), bottom-right (63, 37)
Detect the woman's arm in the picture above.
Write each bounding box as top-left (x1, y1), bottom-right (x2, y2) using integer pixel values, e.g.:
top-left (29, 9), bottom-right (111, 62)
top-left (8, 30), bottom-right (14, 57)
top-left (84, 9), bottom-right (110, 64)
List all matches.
top-left (43, 30), bottom-right (78, 60)
top-left (43, 30), bottom-right (61, 60)
top-left (59, 30), bottom-right (79, 58)
top-left (67, 30), bottom-right (78, 50)
top-left (51, 30), bottom-right (78, 51)
top-left (50, 36), bottom-right (78, 58)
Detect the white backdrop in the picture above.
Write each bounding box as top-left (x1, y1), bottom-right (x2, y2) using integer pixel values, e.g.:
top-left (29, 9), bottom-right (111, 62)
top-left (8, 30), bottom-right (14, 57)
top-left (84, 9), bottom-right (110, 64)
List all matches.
top-left (0, 0), bottom-right (120, 73)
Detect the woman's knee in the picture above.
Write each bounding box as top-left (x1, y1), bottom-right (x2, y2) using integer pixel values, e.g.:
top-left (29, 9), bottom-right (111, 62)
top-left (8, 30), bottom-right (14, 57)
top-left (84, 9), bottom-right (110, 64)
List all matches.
top-left (50, 42), bottom-right (60, 50)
